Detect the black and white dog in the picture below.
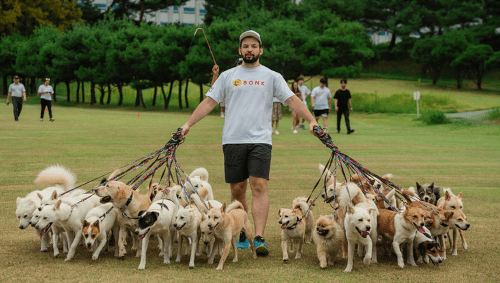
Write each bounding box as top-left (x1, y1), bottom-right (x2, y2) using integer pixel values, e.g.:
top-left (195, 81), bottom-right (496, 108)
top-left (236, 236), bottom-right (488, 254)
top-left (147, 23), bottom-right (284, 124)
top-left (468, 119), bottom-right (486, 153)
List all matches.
top-left (416, 182), bottom-right (441, 205)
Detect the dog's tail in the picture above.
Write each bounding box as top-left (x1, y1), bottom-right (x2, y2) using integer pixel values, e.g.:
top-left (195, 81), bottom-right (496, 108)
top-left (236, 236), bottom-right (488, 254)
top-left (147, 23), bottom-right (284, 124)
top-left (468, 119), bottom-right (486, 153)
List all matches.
top-left (318, 163), bottom-right (334, 185)
top-left (381, 173), bottom-right (393, 181)
top-left (190, 193), bottom-right (209, 214)
top-left (337, 182), bottom-right (364, 209)
top-left (292, 201), bottom-right (310, 216)
top-left (34, 164), bottom-right (76, 191)
top-left (189, 167), bottom-right (209, 182)
top-left (169, 185), bottom-right (182, 207)
top-left (226, 200), bottom-right (244, 212)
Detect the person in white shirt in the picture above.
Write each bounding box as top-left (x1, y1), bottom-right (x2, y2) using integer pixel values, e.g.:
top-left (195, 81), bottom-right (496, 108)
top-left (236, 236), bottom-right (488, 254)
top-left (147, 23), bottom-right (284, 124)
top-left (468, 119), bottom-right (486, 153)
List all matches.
top-left (6, 75), bottom-right (26, 121)
top-left (310, 78), bottom-right (332, 132)
top-left (179, 30), bottom-right (317, 255)
top-left (38, 78), bottom-right (55, 122)
top-left (297, 77), bottom-right (311, 130)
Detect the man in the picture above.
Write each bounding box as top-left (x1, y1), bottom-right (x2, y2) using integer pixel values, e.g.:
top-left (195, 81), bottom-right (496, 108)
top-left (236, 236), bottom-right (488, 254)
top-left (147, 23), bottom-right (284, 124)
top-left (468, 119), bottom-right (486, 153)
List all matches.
top-left (214, 58), bottom-right (243, 118)
top-left (334, 79), bottom-right (354, 134)
top-left (6, 75), bottom-right (26, 121)
top-left (39, 78), bottom-right (55, 122)
top-left (310, 78), bottom-right (332, 132)
top-left (179, 30), bottom-right (317, 255)
top-left (297, 77), bottom-right (311, 130)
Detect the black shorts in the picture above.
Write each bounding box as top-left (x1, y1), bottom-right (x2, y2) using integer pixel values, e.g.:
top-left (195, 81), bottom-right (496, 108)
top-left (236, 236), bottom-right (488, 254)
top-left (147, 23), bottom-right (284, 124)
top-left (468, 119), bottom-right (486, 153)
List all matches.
top-left (222, 144), bottom-right (272, 183)
top-left (314, 109), bottom-right (329, 118)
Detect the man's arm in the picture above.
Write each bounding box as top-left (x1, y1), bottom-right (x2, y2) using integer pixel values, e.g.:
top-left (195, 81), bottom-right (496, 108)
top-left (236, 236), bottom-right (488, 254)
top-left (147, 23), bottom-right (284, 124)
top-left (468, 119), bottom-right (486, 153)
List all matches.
top-left (285, 95), bottom-right (318, 135)
top-left (211, 65), bottom-right (219, 86)
top-left (334, 99), bottom-right (338, 112)
top-left (180, 97), bottom-right (218, 138)
top-left (310, 96), bottom-right (315, 109)
top-left (348, 98), bottom-right (353, 111)
top-left (328, 98), bottom-right (332, 111)
top-left (23, 91), bottom-right (26, 102)
top-left (6, 92), bottom-right (11, 105)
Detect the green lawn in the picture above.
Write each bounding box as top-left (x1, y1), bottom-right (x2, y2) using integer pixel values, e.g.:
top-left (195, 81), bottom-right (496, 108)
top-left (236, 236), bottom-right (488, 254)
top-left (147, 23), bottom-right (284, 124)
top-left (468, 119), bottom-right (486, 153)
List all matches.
top-left (1, 104), bottom-right (499, 282)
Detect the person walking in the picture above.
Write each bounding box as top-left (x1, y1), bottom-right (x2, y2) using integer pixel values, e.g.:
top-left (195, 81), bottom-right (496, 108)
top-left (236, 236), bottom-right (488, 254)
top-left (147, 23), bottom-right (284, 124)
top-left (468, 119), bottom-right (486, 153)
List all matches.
top-left (6, 75), bottom-right (26, 121)
top-left (179, 30), bottom-right (317, 256)
top-left (334, 79), bottom-right (354, 134)
top-left (39, 78), bottom-right (55, 122)
top-left (310, 77), bottom-right (332, 132)
top-left (297, 77), bottom-right (311, 130)
top-left (271, 96), bottom-right (283, 135)
top-left (290, 81), bottom-right (302, 134)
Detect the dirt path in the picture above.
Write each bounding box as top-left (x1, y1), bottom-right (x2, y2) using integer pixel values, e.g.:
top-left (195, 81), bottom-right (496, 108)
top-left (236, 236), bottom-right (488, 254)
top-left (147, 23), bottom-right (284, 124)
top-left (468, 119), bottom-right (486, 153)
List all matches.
top-left (445, 109), bottom-right (497, 124)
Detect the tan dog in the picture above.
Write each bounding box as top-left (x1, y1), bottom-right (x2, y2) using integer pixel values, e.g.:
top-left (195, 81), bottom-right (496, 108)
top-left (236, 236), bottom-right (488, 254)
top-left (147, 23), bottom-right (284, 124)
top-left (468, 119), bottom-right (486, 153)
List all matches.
top-left (375, 195), bottom-right (425, 268)
top-left (292, 197), bottom-right (315, 243)
top-left (95, 180), bottom-right (154, 257)
top-left (278, 201), bottom-right (310, 261)
top-left (437, 188), bottom-right (467, 256)
top-left (206, 201), bottom-right (257, 270)
top-left (312, 215), bottom-right (344, 269)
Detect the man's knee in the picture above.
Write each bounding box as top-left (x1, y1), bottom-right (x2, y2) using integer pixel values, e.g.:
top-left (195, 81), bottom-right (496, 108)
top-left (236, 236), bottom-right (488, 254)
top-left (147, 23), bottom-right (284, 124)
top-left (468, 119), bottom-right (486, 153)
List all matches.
top-left (249, 176), bottom-right (268, 197)
top-left (231, 181), bottom-right (247, 198)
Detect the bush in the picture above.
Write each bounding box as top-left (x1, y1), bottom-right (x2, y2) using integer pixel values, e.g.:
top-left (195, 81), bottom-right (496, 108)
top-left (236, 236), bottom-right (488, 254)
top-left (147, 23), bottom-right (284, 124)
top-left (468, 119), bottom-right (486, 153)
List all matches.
top-left (417, 110), bottom-right (451, 125)
top-left (486, 108), bottom-right (500, 121)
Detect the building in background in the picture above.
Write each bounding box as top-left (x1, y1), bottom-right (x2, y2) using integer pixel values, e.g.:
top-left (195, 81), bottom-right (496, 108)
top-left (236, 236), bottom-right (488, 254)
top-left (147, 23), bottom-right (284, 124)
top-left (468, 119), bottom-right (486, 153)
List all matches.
top-left (89, 0), bottom-right (207, 26)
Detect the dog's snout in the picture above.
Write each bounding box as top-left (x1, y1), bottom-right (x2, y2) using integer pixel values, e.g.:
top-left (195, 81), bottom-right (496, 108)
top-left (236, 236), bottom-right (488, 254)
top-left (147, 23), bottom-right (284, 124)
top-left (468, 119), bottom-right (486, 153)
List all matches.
top-left (134, 230), bottom-right (139, 235)
top-left (466, 223), bottom-right (470, 228)
top-left (87, 243), bottom-right (92, 248)
top-left (438, 259), bottom-right (443, 263)
top-left (366, 226), bottom-right (371, 231)
top-left (420, 222), bottom-right (424, 227)
top-left (278, 221), bottom-right (282, 224)
top-left (173, 223), bottom-right (177, 227)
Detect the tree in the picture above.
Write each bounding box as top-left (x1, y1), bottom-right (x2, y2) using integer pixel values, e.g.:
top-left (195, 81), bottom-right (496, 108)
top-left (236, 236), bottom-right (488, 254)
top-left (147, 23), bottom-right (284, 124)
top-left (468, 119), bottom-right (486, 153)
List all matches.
top-left (0, 0), bottom-right (82, 36)
top-left (453, 44), bottom-right (494, 89)
top-left (0, 33), bottom-right (25, 95)
top-left (78, 0), bottom-right (104, 25)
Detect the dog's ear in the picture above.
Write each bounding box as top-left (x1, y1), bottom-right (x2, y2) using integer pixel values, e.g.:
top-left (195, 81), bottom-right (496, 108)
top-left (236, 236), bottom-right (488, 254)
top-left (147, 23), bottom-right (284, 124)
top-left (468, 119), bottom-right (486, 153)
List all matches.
top-left (208, 202), bottom-right (213, 210)
top-left (402, 192), bottom-right (412, 205)
top-left (93, 220), bottom-right (100, 228)
top-left (418, 242), bottom-right (427, 256)
top-left (221, 203), bottom-right (227, 213)
top-left (369, 178), bottom-right (376, 185)
top-left (37, 192), bottom-right (43, 200)
top-left (430, 182), bottom-right (434, 189)
top-left (346, 203), bottom-right (355, 215)
top-left (445, 191), bottom-right (451, 200)
top-left (457, 192), bottom-right (463, 199)
top-left (51, 190), bottom-right (58, 200)
top-left (201, 214), bottom-right (206, 221)
top-left (54, 199), bottom-right (62, 211)
top-left (83, 220), bottom-right (89, 227)
top-left (278, 208), bottom-right (282, 217)
top-left (416, 182), bottom-right (421, 189)
top-left (17, 197), bottom-right (21, 205)
top-left (444, 211), bottom-right (454, 221)
top-left (100, 178), bottom-right (107, 185)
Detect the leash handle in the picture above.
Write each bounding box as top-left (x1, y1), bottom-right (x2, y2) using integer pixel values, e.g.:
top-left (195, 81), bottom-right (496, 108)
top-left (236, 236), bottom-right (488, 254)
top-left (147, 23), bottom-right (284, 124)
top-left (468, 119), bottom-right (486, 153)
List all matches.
top-left (165, 128), bottom-right (184, 148)
top-left (313, 125), bottom-right (337, 151)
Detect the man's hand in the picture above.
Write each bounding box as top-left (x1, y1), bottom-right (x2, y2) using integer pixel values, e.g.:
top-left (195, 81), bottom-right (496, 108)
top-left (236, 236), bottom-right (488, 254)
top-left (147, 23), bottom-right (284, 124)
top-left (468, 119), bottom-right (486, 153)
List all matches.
top-left (335, 106), bottom-right (339, 112)
top-left (309, 122), bottom-right (319, 136)
top-left (212, 65), bottom-right (219, 76)
top-left (6, 101), bottom-right (10, 105)
top-left (180, 124), bottom-right (190, 140)
top-left (23, 97), bottom-right (26, 102)
top-left (350, 106), bottom-right (353, 112)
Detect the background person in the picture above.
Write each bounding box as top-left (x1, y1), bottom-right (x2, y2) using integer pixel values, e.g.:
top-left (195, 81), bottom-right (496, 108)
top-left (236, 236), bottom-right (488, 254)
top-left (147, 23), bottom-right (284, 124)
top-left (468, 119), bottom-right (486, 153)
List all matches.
top-left (310, 77), bottom-right (332, 132)
top-left (290, 81), bottom-right (302, 134)
top-left (6, 75), bottom-right (26, 122)
top-left (272, 96), bottom-right (283, 135)
top-left (39, 78), bottom-right (55, 122)
top-left (297, 77), bottom-right (311, 130)
top-left (334, 79), bottom-right (354, 134)
top-left (179, 30), bottom-right (317, 256)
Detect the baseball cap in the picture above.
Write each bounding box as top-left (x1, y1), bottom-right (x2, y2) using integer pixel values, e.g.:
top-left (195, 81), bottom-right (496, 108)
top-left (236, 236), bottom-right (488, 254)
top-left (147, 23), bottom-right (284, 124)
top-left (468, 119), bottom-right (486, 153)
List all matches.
top-left (13, 75), bottom-right (19, 79)
top-left (239, 30), bottom-right (262, 45)
top-left (45, 78), bottom-right (50, 81)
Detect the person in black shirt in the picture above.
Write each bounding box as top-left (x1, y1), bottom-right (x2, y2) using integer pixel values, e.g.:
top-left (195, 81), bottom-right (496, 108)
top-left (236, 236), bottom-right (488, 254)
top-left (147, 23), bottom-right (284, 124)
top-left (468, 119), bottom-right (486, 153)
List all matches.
top-left (334, 79), bottom-right (354, 134)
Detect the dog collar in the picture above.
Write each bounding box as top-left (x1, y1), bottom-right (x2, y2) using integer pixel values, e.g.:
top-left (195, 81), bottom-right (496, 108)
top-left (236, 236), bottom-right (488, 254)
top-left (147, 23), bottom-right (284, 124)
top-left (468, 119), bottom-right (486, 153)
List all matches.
top-left (123, 192), bottom-right (134, 210)
top-left (439, 219), bottom-right (448, 227)
top-left (158, 202), bottom-right (169, 210)
top-left (286, 218), bottom-right (303, 230)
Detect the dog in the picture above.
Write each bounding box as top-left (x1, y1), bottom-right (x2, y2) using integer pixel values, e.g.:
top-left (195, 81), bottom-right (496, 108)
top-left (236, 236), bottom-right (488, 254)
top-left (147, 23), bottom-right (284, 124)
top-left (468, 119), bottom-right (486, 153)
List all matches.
top-left (343, 202), bottom-right (378, 272)
top-left (136, 189), bottom-right (179, 269)
top-left (206, 201), bottom-right (257, 270)
top-left (414, 226), bottom-right (443, 266)
top-left (375, 194), bottom-right (425, 268)
top-left (437, 188), bottom-right (467, 256)
top-left (312, 214), bottom-right (344, 269)
top-left (173, 203), bottom-right (202, 268)
top-left (95, 179), bottom-right (154, 257)
top-left (292, 197), bottom-right (315, 243)
top-left (81, 203), bottom-right (120, 260)
top-left (278, 201), bottom-right (310, 261)
top-left (416, 182), bottom-right (441, 205)
top-left (180, 167), bottom-right (214, 207)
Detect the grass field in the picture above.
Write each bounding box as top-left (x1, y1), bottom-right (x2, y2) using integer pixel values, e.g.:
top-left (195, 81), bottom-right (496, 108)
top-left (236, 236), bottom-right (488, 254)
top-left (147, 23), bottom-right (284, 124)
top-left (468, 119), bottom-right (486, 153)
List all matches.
top-left (1, 103), bottom-right (500, 282)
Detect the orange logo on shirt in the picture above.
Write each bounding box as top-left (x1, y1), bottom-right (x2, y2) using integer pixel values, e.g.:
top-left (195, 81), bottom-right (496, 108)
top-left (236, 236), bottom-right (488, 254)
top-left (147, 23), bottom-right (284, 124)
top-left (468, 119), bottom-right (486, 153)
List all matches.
top-left (233, 79), bottom-right (266, 87)
top-left (233, 79), bottom-right (241, 87)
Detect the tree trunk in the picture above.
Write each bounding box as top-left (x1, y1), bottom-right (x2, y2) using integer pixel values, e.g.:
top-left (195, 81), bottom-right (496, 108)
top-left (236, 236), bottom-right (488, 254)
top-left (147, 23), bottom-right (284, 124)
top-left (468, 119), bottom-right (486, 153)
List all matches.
top-left (2, 75), bottom-right (7, 95)
top-left (139, 88), bottom-right (146, 108)
top-left (199, 83), bottom-right (203, 103)
top-left (66, 81), bottom-right (71, 102)
top-left (389, 31), bottom-right (397, 51)
top-left (135, 88), bottom-right (140, 107)
top-left (82, 81), bottom-right (85, 103)
top-left (30, 77), bottom-right (36, 96)
top-left (53, 82), bottom-right (58, 102)
top-left (139, 0), bottom-right (145, 23)
top-left (178, 79), bottom-right (183, 110)
top-left (90, 81), bottom-right (96, 104)
top-left (117, 84), bottom-right (123, 106)
top-left (99, 84), bottom-right (105, 105)
top-left (166, 81), bottom-right (174, 109)
top-left (184, 78), bottom-right (189, 108)
top-left (106, 83), bottom-right (112, 104)
top-left (76, 80), bottom-right (80, 103)
top-left (153, 85), bottom-right (157, 106)
top-left (161, 84), bottom-right (168, 109)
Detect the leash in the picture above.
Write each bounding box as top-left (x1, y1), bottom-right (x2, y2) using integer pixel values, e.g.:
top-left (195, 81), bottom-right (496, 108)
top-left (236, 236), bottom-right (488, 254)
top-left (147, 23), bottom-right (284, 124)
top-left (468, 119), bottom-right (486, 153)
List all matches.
top-left (98, 205), bottom-right (114, 221)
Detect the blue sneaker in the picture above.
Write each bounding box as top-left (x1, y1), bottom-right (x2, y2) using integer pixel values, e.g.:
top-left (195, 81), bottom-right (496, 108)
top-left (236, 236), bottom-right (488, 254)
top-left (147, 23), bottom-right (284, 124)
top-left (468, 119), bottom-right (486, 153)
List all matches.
top-left (237, 231), bottom-right (250, 250)
top-left (253, 235), bottom-right (269, 256)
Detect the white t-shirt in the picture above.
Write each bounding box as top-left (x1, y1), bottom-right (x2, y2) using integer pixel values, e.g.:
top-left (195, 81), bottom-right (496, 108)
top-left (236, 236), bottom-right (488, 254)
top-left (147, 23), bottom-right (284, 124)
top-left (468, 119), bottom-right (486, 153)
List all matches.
top-left (8, 83), bottom-right (26, 97)
top-left (311, 86), bottom-right (332, 110)
top-left (298, 85), bottom-right (311, 105)
top-left (38, 84), bottom-right (54, 101)
top-left (206, 65), bottom-right (294, 145)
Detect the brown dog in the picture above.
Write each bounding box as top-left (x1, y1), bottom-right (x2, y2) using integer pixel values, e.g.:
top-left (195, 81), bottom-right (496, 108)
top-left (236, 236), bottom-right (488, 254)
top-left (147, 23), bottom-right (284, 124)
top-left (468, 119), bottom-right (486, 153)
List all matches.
top-left (312, 215), bottom-right (344, 269)
top-left (437, 188), bottom-right (467, 256)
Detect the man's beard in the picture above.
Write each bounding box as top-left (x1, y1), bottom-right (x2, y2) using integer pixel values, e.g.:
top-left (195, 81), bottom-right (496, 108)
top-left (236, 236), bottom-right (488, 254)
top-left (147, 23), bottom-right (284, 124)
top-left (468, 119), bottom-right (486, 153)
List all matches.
top-left (241, 52), bottom-right (260, 64)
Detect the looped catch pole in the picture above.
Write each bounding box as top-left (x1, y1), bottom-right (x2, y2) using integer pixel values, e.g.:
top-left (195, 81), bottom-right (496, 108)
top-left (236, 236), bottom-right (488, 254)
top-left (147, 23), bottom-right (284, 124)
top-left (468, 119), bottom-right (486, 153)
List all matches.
top-left (193, 27), bottom-right (217, 65)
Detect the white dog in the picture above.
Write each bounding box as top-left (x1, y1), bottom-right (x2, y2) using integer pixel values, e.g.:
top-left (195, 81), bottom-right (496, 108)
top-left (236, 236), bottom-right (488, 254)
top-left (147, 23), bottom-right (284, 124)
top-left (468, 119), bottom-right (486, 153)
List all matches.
top-left (173, 204), bottom-right (202, 268)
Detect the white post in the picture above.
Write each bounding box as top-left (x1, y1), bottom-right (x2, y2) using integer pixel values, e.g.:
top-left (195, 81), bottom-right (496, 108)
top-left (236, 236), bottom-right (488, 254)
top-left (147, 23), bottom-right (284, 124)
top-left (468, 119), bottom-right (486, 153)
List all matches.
top-left (413, 91), bottom-right (421, 117)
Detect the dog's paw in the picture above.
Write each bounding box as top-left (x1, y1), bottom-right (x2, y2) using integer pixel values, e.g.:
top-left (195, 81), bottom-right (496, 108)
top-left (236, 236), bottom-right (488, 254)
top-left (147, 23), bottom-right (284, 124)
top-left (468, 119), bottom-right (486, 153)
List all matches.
top-left (189, 265), bottom-right (195, 269)
top-left (138, 265), bottom-right (145, 270)
top-left (216, 266), bottom-right (223, 271)
top-left (363, 257), bottom-right (371, 265)
top-left (92, 255), bottom-right (98, 261)
top-left (41, 249), bottom-right (48, 253)
top-left (164, 259), bottom-right (170, 265)
top-left (294, 254), bottom-right (301, 260)
top-left (64, 257), bottom-right (72, 262)
top-left (175, 257), bottom-right (181, 263)
top-left (283, 258), bottom-right (288, 263)
top-left (54, 253), bottom-right (59, 258)
top-left (207, 260), bottom-right (214, 265)
top-left (343, 267), bottom-right (352, 272)
top-left (463, 243), bottom-right (468, 250)
top-left (398, 262), bottom-right (404, 268)
top-left (452, 251), bottom-right (458, 256)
